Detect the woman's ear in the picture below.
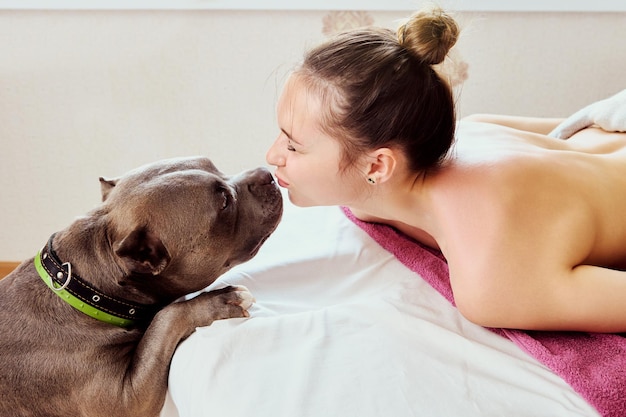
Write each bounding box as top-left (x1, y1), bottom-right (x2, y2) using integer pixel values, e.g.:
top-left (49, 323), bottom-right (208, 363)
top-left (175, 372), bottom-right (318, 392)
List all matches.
top-left (364, 148), bottom-right (397, 184)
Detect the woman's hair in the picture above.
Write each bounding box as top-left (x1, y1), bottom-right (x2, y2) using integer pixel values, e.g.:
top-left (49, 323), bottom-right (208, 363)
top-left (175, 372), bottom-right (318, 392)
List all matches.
top-left (296, 5), bottom-right (459, 173)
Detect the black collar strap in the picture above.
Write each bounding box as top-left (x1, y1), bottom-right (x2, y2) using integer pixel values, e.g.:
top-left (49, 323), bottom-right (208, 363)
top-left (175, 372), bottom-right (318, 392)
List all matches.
top-left (35, 234), bottom-right (161, 328)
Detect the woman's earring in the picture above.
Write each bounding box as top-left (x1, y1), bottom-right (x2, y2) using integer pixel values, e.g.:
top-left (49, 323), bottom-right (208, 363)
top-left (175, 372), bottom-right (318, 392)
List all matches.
top-left (367, 177), bottom-right (376, 184)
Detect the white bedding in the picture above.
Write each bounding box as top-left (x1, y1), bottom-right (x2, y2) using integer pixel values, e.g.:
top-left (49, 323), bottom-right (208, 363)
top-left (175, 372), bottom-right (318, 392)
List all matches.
top-left (160, 195), bottom-right (599, 417)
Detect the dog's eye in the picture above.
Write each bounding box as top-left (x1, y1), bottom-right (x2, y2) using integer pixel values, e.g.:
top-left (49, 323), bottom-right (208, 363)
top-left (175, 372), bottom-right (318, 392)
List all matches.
top-left (215, 184), bottom-right (235, 211)
top-left (219, 189), bottom-right (230, 210)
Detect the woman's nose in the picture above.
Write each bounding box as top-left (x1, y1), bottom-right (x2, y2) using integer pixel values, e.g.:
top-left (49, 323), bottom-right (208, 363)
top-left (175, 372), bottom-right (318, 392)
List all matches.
top-left (266, 136), bottom-right (286, 167)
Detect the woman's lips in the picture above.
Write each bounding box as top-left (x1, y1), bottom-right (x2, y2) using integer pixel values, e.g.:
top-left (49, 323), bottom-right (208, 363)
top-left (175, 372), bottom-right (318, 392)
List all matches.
top-left (275, 174), bottom-right (289, 188)
top-left (276, 177), bottom-right (289, 188)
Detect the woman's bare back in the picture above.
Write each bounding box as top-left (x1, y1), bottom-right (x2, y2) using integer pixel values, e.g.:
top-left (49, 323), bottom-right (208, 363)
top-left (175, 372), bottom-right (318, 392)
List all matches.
top-left (408, 121), bottom-right (626, 332)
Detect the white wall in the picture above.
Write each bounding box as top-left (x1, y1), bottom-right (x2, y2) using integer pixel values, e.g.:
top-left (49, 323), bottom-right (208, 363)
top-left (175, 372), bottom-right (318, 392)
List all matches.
top-left (1, 9), bottom-right (625, 260)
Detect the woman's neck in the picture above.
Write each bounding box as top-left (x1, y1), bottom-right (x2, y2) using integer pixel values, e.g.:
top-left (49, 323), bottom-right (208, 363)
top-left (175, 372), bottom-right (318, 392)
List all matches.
top-left (347, 171), bottom-right (441, 250)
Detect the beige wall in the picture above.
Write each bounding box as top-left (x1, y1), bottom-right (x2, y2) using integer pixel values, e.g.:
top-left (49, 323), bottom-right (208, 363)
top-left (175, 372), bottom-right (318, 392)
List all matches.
top-left (1, 9), bottom-right (625, 260)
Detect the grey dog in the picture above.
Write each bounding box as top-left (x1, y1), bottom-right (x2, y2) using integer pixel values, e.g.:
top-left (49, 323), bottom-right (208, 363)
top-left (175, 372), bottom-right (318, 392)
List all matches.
top-left (0, 156), bottom-right (283, 417)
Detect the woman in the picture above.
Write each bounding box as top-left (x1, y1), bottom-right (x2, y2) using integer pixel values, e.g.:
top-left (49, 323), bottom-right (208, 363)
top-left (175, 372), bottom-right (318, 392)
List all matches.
top-left (266, 6), bottom-right (626, 333)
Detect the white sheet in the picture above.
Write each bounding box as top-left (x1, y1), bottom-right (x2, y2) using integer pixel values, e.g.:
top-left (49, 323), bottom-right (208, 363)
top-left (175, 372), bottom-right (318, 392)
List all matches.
top-left (161, 195), bottom-right (599, 417)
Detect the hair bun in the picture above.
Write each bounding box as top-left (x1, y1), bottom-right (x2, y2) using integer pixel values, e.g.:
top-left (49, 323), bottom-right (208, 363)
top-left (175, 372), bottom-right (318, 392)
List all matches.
top-left (397, 5), bottom-right (459, 66)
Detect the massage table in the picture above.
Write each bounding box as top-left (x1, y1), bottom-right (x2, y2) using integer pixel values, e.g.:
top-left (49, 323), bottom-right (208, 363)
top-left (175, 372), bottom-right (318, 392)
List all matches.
top-left (159, 191), bottom-right (605, 417)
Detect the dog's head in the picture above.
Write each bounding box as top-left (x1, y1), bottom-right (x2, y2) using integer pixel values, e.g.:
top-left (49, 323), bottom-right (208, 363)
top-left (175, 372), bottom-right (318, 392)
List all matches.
top-left (99, 156), bottom-right (282, 298)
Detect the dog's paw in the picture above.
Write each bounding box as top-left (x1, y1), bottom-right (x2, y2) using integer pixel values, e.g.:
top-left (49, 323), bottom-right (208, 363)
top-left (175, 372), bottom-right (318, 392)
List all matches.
top-left (192, 285), bottom-right (255, 321)
top-left (228, 285), bottom-right (255, 312)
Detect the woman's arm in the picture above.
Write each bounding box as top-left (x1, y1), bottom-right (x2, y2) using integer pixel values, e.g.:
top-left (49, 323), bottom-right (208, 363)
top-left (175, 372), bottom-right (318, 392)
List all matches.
top-left (462, 114), bottom-right (564, 135)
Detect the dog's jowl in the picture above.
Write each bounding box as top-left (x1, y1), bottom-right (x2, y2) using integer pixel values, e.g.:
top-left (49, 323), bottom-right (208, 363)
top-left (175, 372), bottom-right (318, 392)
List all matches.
top-left (0, 156), bottom-right (282, 417)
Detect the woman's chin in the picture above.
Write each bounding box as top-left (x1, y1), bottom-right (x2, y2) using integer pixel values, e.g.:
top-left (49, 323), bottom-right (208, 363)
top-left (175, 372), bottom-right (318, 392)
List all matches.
top-left (286, 191), bottom-right (316, 208)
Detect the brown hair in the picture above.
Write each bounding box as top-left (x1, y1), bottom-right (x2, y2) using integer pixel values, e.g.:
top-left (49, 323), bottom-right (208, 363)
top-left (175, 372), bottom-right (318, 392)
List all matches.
top-left (296, 5), bottom-right (459, 173)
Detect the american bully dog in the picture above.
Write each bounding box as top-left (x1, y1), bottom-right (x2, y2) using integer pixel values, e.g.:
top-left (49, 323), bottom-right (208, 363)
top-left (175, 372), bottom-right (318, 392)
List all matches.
top-left (0, 156), bottom-right (283, 417)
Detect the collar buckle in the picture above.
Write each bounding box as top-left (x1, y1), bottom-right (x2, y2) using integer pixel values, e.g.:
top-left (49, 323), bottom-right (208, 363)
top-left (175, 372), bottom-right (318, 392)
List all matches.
top-left (35, 234), bottom-right (161, 328)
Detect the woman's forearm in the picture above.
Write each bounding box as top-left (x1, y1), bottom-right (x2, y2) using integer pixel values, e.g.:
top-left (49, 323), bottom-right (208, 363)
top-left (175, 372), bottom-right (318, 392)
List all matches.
top-left (462, 114), bottom-right (565, 135)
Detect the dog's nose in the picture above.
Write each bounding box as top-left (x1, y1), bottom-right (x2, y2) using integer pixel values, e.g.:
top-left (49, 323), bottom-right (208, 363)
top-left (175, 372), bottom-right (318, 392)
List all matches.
top-left (232, 167), bottom-right (278, 197)
top-left (247, 167), bottom-right (276, 188)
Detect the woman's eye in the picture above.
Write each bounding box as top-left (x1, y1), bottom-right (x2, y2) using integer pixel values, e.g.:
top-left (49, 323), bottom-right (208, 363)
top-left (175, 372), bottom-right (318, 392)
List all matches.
top-left (287, 140), bottom-right (296, 152)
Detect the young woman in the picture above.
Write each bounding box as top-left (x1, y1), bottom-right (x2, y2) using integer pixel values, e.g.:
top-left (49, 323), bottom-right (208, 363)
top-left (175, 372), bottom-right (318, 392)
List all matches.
top-left (266, 6), bottom-right (626, 333)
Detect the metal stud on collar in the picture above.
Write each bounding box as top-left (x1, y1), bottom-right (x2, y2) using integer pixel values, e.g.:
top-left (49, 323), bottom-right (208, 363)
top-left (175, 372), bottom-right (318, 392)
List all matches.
top-left (50, 262), bottom-right (72, 292)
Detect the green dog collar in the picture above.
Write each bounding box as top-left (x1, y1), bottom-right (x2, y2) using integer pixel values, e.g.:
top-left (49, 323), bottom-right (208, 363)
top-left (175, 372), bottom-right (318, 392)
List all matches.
top-left (35, 252), bottom-right (135, 328)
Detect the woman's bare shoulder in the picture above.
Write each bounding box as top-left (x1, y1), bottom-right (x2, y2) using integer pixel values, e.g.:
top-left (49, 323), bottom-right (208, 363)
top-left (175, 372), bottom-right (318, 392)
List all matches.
top-left (431, 152), bottom-right (594, 276)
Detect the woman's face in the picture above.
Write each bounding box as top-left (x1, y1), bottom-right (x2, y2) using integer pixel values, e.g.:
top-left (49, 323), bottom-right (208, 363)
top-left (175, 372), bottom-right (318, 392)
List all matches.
top-left (266, 75), bottom-right (363, 207)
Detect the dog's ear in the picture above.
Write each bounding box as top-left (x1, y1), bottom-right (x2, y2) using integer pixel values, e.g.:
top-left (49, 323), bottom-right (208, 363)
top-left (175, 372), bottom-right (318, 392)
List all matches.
top-left (99, 177), bottom-right (117, 202)
top-left (114, 228), bottom-right (171, 276)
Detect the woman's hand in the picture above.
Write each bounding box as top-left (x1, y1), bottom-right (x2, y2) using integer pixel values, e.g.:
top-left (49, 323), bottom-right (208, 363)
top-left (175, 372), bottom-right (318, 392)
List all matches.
top-left (549, 88), bottom-right (626, 139)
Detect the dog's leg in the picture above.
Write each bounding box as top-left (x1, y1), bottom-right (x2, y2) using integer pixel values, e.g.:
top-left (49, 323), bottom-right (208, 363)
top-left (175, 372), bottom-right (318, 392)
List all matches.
top-left (118, 285), bottom-right (253, 417)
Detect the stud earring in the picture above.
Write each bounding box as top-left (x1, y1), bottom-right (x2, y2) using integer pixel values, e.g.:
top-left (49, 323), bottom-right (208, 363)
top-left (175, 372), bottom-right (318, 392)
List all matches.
top-left (367, 177), bottom-right (376, 184)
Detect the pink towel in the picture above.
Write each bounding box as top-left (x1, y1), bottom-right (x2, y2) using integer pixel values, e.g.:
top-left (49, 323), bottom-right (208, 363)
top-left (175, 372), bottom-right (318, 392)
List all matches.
top-left (343, 207), bottom-right (626, 417)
